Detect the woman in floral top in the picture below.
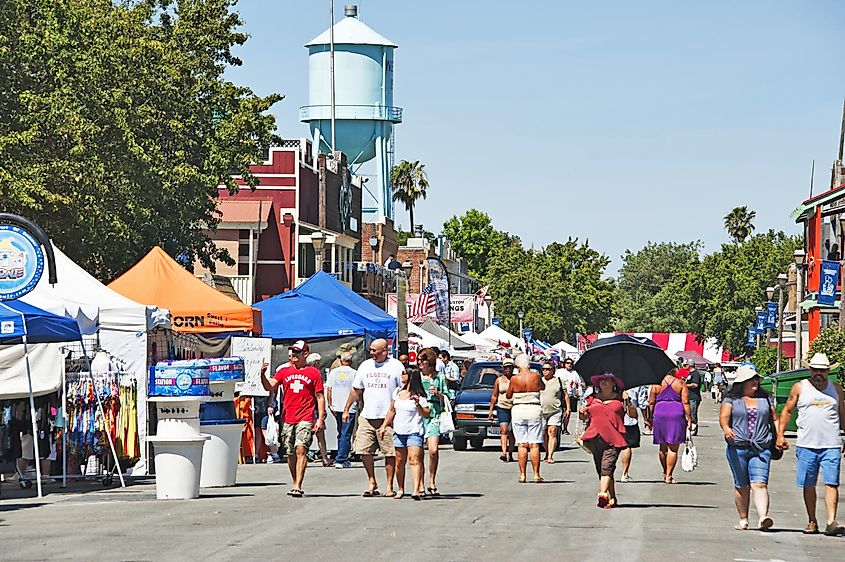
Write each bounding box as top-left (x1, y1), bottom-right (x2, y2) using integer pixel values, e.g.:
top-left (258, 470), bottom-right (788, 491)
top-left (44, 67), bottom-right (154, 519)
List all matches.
top-left (418, 348), bottom-right (453, 496)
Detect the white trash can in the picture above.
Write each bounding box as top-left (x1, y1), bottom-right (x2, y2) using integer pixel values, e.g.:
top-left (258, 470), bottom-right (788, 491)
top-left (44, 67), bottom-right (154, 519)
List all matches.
top-left (199, 420), bottom-right (245, 488)
top-left (149, 435), bottom-right (210, 499)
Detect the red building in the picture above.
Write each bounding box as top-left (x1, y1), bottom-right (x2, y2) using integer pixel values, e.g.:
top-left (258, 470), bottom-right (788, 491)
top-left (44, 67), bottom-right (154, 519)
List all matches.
top-left (195, 139), bottom-right (362, 302)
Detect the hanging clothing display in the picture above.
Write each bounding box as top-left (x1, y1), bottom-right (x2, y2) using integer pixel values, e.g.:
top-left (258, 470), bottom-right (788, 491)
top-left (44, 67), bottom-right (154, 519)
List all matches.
top-left (65, 373), bottom-right (138, 461)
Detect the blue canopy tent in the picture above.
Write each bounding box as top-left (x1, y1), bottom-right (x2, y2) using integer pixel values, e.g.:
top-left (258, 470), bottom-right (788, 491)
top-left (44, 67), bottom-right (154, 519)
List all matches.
top-left (0, 300), bottom-right (125, 495)
top-left (254, 272), bottom-right (396, 340)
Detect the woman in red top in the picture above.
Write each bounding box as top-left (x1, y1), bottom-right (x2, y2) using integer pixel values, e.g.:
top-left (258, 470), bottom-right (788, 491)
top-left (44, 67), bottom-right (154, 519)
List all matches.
top-left (579, 373), bottom-right (632, 509)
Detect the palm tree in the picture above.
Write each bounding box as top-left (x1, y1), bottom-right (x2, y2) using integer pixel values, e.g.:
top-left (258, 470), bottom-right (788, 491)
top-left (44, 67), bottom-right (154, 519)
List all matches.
top-left (724, 206), bottom-right (757, 243)
top-left (390, 160), bottom-right (429, 233)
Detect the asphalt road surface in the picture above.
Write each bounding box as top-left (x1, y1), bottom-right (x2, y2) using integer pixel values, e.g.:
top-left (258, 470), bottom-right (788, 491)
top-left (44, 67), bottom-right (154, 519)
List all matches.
top-left (1, 400), bottom-right (843, 561)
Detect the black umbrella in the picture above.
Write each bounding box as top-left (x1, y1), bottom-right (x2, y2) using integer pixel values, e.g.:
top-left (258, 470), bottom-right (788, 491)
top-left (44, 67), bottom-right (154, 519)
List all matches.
top-left (573, 334), bottom-right (676, 389)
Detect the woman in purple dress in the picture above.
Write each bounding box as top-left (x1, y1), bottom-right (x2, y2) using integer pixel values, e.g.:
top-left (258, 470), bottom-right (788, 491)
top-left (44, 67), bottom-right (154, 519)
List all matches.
top-left (648, 368), bottom-right (691, 484)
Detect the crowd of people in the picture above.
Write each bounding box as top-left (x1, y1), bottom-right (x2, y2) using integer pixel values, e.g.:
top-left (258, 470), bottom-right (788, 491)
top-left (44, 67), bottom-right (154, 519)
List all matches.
top-left (256, 340), bottom-right (845, 537)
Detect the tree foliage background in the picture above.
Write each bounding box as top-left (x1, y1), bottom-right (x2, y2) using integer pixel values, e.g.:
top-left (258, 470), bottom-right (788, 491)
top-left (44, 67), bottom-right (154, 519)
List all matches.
top-left (443, 211), bottom-right (614, 342)
top-left (0, 0), bottom-right (281, 280)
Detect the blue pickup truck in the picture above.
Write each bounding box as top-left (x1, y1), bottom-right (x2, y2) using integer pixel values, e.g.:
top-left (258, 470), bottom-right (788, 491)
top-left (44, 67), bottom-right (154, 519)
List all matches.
top-left (451, 360), bottom-right (543, 451)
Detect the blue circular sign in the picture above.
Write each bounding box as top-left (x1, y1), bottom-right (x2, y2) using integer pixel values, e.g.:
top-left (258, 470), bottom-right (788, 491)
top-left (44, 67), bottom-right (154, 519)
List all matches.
top-left (175, 373), bottom-right (193, 391)
top-left (0, 225), bottom-right (44, 301)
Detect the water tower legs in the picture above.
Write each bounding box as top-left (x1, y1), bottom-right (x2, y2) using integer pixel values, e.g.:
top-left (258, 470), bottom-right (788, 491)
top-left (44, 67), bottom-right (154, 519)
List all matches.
top-left (373, 122), bottom-right (393, 223)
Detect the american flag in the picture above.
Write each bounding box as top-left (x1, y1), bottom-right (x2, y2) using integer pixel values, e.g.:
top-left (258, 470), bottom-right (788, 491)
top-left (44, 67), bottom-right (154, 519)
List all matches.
top-left (409, 284), bottom-right (436, 321)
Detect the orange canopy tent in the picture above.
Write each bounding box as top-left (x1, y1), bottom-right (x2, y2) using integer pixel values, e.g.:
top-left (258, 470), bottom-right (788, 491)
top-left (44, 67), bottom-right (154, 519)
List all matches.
top-left (109, 246), bottom-right (261, 334)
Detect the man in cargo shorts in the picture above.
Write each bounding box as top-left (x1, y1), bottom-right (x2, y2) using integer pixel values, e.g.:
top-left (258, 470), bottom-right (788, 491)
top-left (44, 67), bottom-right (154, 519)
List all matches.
top-left (343, 338), bottom-right (403, 497)
top-left (260, 340), bottom-right (325, 498)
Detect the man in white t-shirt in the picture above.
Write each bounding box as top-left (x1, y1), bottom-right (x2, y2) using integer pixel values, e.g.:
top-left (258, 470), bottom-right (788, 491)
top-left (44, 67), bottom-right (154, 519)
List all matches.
top-left (326, 352), bottom-right (357, 469)
top-left (343, 338), bottom-right (404, 497)
top-left (556, 358), bottom-right (583, 435)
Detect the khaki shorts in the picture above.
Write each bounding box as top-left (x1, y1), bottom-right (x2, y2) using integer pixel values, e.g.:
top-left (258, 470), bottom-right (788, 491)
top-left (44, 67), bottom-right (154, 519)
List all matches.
top-left (281, 421), bottom-right (314, 454)
top-left (354, 417), bottom-right (395, 456)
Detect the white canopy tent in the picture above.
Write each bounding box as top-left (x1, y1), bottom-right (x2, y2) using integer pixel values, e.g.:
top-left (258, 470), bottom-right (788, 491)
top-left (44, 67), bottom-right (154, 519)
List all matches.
top-left (408, 321), bottom-right (449, 350)
top-left (20, 244), bottom-right (170, 475)
top-left (456, 330), bottom-right (498, 351)
top-left (478, 325), bottom-right (524, 351)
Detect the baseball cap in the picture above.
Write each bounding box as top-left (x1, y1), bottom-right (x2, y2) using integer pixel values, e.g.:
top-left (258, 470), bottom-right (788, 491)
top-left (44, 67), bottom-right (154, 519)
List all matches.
top-left (502, 357), bottom-right (515, 367)
top-left (289, 340), bottom-right (309, 353)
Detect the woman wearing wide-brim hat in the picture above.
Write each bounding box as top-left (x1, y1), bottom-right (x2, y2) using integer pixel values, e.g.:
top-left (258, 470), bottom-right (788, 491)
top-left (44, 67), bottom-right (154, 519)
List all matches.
top-left (579, 373), bottom-right (628, 508)
top-left (719, 364), bottom-right (782, 531)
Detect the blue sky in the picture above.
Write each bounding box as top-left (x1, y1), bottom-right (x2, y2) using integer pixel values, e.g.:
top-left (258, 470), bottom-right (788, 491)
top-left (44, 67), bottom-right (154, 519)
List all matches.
top-left (226, 0), bottom-right (845, 271)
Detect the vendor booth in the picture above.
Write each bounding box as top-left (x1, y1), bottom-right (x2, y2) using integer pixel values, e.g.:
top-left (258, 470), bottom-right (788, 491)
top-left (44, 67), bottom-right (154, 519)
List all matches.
top-left (478, 324), bottom-right (525, 350)
top-left (108, 246), bottom-right (261, 334)
top-left (21, 244), bottom-right (170, 475)
top-left (253, 272), bottom-right (396, 456)
top-left (416, 318), bottom-right (475, 351)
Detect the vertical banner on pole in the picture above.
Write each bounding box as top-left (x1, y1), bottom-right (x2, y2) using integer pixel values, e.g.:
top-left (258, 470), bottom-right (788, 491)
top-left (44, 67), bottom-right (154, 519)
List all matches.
top-left (747, 327), bottom-right (756, 347)
top-left (818, 259), bottom-right (840, 306)
top-left (755, 311), bottom-right (767, 334)
top-left (764, 302), bottom-right (778, 330)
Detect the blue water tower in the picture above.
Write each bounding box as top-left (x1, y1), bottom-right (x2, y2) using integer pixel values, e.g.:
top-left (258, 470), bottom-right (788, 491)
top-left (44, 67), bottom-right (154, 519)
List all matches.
top-left (300, 4), bottom-right (402, 223)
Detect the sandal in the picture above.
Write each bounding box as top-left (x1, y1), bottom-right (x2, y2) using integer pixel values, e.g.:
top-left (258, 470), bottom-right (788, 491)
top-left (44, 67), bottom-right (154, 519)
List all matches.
top-left (286, 488), bottom-right (296, 496)
top-left (383, 490), bottom-right (397, 498)
top-left (411, 494), bottom-right (422, 501)
top-left (393, 491), bottom-right (404, 500)
top-left (534, 476), bottom-right (545, 483)
top-left (735, 519), bottom-right (749, 531)
top-left (290, 489), bottom-right (303, 498)
top-left (603, 498), bottom-right (617, 509)
top-left (499, 455), bottom-right (508, 463)
top-left (803, 521), bottom-right (819, 534)
top-left (544, 459), bottom-right (554, 464)
top-left (759, 517), bottom-right (773, 531)
top-left (427, 487), bottom-right (440, 496)
top-left (596, 493), bottom-right (609, 508)
top-left (362, 489), bottom-right (380, 497)
top-left (518, 474), bottom-right (526, 484)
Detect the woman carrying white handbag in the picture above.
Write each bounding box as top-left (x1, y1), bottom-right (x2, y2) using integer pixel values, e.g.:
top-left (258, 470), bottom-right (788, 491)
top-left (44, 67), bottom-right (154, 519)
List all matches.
top-left (418, 348), bottom-right (453, 497)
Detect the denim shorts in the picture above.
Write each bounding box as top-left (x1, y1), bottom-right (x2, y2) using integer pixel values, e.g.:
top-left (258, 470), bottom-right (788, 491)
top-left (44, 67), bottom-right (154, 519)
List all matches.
top-left (796, 446), bottom-right (842, 488)
top-left (392, 432), bottom-right (424, 449)
top-left (496, 407), bottom-right (512, 426)
top-left (725, 445), bottom-right (771, 488)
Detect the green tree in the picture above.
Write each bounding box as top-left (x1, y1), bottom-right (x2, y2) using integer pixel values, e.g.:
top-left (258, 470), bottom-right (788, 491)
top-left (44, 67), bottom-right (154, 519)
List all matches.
top-left (390, 160), bottom-right (429, 234)
top-left (724, 206), bottom-right (757, 243)
top-left (0, 0), bottom-right (281, 280)
top-left (614, 241), bottom-right (701, 332)
top-left (487, 237), bottom-right (614, 342)
top-left (750, 345), bottom-right (783, 376)
top-left (442, 209), bottom-right (510, 280)
top-left (808, 327), bottom-right (845, 382)
top-left (674, 230), bottom-right (802, 355)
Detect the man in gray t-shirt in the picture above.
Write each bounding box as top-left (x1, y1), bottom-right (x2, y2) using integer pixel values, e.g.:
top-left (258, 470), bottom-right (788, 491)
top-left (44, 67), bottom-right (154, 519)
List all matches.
top-left (326, 353), bottom-right (357, 468)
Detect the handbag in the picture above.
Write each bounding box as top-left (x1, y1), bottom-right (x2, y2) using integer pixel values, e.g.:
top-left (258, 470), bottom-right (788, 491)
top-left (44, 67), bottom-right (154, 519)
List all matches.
top-left (767, 398), bottom-right (783, 461)
top-left (681, 429), bottom-right (698, 472)
top-left (439, 397), bottom-right (455, 434)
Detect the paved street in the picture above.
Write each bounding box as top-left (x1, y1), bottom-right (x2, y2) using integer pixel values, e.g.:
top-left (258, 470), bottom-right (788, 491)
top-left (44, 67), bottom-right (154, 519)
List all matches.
top-left (1, 399), bottom-right (842, 561)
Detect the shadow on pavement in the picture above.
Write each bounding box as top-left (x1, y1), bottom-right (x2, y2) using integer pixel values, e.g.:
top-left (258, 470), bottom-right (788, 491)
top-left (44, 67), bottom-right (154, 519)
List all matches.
top-left (617, 503), bottom-right (717, 509)
top-left (198, 493), bottom-right (254, 499)
top-left (233, 482), bottom-right (286, 488)
top-left (625, 480), bottom-right (717, 486)
top-left (427, 493), bottom-right (485, 500)
top-left (301, 493), bottom-right (373, 498)
top-left (0, 502), bottom-right (46, 512)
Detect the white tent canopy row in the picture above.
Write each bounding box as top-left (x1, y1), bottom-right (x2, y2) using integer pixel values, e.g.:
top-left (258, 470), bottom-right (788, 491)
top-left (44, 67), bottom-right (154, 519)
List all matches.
top-left (477, 325), bottom-right (524, 351)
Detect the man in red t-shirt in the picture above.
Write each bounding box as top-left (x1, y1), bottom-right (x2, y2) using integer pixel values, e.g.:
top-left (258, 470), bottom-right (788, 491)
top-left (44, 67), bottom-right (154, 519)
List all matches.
top-left (260, 340), bottom-right (325, 497)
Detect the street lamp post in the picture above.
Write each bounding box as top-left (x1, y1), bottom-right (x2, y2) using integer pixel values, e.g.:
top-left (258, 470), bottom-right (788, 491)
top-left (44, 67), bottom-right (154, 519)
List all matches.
top-left (776, 273), bottom-right (787, 373)
top-left (396, 261), bottom-right (413, 356)
top-left (794, 249), bottom-right (806, 367)
top-left (484, 295), bottom-right (492, 328)
top-left (310, 231), bottom-right (325, 275)
top-left (517, 309), bottom-right (525, 350)
top-left (765, 286), bottom-right (775, 345)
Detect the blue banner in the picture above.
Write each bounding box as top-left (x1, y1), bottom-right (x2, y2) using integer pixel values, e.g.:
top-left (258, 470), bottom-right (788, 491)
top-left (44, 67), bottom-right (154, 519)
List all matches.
top-left (765, 301), bottom-right (778, 329)
top-left (819, 259), bottom-right (840, 306)
top-left (492, 317), bottom-right (501, 326)
top-left (755, 311), bottom-right (766, 334)
top-left (523, 328), bottom-right (532, 341)
top-left (747, 327), bottom-right (756, 347)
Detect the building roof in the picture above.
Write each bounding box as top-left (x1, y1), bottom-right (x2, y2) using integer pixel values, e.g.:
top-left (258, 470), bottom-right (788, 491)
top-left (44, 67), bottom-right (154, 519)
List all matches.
top-left (792, 183), bottom-right (845, 222)
top-left (215, 200), bottom-right (272, 225)
top-left (306, 16), bottom-right (397, 48)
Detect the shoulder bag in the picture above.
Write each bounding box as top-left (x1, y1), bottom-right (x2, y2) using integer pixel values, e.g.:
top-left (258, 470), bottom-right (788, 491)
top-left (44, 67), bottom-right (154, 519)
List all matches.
top-left (767, 397), bottom-right (783, 461)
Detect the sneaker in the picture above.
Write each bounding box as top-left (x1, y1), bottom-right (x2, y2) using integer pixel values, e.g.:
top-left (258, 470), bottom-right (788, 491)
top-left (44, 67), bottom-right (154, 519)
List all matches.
top-left (824, 521), bottom-right (845, 536)
top-left (335, 462), bottom-right (352, 469)
top-left (620, 475), bottom-right (633, 482)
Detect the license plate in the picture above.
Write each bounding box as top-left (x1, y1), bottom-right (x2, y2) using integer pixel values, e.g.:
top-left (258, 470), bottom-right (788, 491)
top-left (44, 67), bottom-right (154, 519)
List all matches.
top-left (488, 426), bottom-right (501, 436)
